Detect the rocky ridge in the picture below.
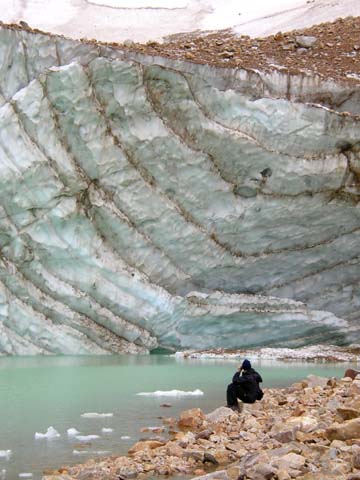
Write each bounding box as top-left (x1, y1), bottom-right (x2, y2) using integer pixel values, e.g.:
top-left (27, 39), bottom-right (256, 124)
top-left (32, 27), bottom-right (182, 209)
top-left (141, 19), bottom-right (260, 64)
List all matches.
top-left (44, 371), bottom-right (360, 480)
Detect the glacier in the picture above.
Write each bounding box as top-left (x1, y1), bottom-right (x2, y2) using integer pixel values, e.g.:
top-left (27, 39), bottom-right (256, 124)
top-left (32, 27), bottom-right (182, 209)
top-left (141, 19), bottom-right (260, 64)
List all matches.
top-left (0, 24), bottom-right (359, 354)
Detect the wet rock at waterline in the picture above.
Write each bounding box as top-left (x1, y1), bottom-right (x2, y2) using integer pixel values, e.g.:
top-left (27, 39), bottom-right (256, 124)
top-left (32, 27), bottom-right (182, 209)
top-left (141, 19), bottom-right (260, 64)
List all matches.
top-left (0, 24), bottom-right (359, 354)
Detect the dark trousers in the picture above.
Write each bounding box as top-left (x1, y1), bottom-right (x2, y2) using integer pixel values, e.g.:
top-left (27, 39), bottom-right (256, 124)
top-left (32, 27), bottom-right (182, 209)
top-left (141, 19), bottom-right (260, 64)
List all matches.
top-left (227, 382), bottom-right (241, 406)
top-left (227, 382), bottom-right (255, 406)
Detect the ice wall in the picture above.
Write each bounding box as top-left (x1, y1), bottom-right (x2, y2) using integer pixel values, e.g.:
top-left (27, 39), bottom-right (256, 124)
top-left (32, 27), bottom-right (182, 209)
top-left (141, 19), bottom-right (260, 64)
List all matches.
top-left (0, 25), bottom-right (359, 354)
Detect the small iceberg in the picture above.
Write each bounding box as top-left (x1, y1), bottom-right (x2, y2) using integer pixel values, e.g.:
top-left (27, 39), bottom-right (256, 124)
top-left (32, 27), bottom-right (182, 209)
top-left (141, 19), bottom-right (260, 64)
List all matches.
top-left (67, 428), bottom-right (80, 436)
top-left (101, 428), bottom-right (113, 433)
top-left (75, 435), bottom-right (100, 442)
top-left (120, 436), bottom-right (131, 440)
top-left (136, 389), bottom-right (203, 397)
top-left (34, 427), bottom-right (60, 439)
top-left (81, 412), bottom-right (113, 418)
top-left (0, 451), bottom-right (11, 460)
top-left (0, 470), bottom-right (6, 480)
top-left (73, 450), bottom-right (110, 456)
top-left (19, 474), bottom-right (33, 479)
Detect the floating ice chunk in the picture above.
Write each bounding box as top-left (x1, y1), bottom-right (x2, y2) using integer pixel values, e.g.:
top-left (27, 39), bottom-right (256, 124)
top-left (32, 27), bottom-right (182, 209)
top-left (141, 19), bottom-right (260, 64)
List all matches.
top-left (75, 435), bottom-right (100, 442)
top-left (73, 450), bottom-right (89, 456)
top-left (67, 428), bottom-right (80, 436)
top-left (0, 469), bottom-right (6, 480)
top-left (81, 412), bottom-right (113, 418)
top-left (18, 474), bottom-right (33, 478)
top-left (0, 451), bottom-right (11, 460)
top-left (120, 436), bottom-right (131, 440)
top-left (34, 427), bottom-right (60, 439)
top-left (101, 428), bottom-right (113, 433)
top-left (73, 450), bottom-right (110, 456)
top-left (136, 389), bottom-right (203, 397)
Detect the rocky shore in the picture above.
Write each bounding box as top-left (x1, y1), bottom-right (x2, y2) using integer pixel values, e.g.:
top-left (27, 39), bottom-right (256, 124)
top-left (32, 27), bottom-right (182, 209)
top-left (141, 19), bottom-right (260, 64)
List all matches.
top-left (44, 369), bottom-right (360, 480)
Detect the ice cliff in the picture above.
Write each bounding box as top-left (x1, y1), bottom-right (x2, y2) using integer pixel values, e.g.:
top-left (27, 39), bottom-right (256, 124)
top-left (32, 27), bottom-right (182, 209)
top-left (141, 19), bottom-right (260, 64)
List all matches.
top-left (0, 25), bottom-right (359, 354)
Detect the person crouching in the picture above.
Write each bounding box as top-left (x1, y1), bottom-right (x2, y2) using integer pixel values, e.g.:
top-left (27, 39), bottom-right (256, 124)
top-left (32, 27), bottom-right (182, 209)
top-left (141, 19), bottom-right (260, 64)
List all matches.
top-left (226, 359), bottom-right (263, 411)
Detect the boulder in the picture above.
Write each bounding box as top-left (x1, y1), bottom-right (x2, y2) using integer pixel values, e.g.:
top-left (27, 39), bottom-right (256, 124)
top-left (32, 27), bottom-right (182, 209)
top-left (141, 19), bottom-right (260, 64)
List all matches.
top-left (276, 452), bottom-right (306, 471)
top-left (336, 407), bottom-right (360, 421)
top-left (128, 440), bottom-right (165, 455)
top-left (273, 430), bottom-right (295, 443)
top-left (226, 466), bottom-right (244, 480)
top-left (297, 474), bottom-right (345, 479)
top-left (209, 448), bottom-right (229, 465)
top-left (117, 466), bottom-right (139, 478)
top-left (190, 470), bottom-right (229, 480)
top-left (196, 429), bottom-right (213, 440)
top-left (246, 462), bottom-right (277, 479)
top-left (166, 442), bottom-right (184, 457)
top-left (42, 476), bottom-right (75, 480)
top-left (353, 452), bottom-right (360, 470)
top-left (325, 418), bottom-right (360, 441)
top-left (178, 408), bottom-right (205, 430)
top-left (183, 449), bottom-right (205, 462)
top-left (344, 369), bottom-right (360, 380)
top-left (206, 407), bottom-right (234, 423)
top-left (286, 416), bottom-right (318, 433)
top-left (306, 375), bottom-right (329, 388)
top-left (277, 470), bottom-right (291, 480)
top-left (295, 35), bottom-right (317, 48)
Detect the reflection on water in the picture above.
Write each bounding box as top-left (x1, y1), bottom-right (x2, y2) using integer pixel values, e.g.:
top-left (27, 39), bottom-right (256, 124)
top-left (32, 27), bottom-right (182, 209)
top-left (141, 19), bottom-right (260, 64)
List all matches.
top-left (0, 355), bottom-right (353, 479)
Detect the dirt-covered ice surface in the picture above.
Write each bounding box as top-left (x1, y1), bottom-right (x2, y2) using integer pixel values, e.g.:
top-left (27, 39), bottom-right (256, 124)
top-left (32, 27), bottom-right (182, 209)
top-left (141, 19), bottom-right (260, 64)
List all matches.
top-left (175, 345), bottom-right (360, 363)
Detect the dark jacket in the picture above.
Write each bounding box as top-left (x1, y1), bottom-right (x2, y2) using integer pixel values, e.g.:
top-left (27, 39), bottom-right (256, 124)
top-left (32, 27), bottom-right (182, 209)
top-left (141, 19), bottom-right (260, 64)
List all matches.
top-left (232, 368), bottom-right (263, 403)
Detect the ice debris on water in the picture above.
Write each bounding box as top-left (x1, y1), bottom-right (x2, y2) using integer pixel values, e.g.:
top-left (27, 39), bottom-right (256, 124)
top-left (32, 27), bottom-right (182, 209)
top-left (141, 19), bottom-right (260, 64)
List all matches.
top-left (73, 450), bottom-right (110, 456)
top-left (136, 389), bottom-right (204, 397)
top-left (75, 434), bottom-right (100, 442)
top-left (121, 436), bottom-right (131, 440)
top-left (34, 427), bottom-right (60, 439)
top-left (0, 451), bottom-right (11, 460)
top-left (101, 428), bottom-right (113, 433)
top-left (18, 474), bottom-right (33, 478)
top-left (81, 412), bottom-right (113, 418)
top-left (0, 469), bottom-right (6, 480)
top-left (67, 428), bottom-right (80, 436)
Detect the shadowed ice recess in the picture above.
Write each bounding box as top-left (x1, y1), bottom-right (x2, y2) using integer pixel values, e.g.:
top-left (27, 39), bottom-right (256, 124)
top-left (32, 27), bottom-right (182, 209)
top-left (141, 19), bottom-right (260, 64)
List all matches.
top-left (0, 25), bottom-right (359, 353)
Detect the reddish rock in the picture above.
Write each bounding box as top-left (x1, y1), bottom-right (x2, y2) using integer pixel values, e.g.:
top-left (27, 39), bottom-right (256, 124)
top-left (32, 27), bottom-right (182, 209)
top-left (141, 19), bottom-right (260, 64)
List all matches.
top-left (178, 408), bottom-right (205, 430)
top-left (344, 369), bottom-right (360, 380)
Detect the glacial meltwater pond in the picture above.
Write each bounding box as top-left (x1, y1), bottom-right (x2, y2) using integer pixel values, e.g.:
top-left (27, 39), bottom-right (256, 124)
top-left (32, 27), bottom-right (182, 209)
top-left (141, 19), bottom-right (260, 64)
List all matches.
top-left (0, 355), bottom-right (355, 479)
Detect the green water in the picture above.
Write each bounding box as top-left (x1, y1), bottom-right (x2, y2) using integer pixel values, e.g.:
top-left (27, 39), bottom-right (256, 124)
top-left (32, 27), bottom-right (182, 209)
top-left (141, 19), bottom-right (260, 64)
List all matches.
top-left (0, 355), bottom-right (354, 480)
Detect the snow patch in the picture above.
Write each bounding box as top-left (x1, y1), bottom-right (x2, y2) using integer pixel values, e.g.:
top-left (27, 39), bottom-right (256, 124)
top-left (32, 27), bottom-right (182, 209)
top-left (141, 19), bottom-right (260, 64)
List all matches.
top-left (137, 389), bottom-right (203, 397)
